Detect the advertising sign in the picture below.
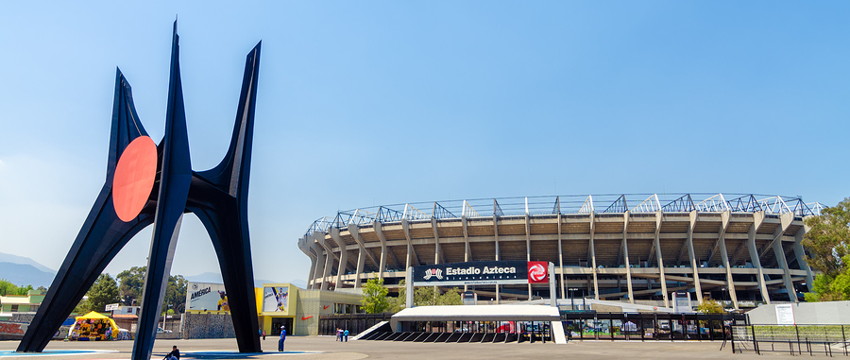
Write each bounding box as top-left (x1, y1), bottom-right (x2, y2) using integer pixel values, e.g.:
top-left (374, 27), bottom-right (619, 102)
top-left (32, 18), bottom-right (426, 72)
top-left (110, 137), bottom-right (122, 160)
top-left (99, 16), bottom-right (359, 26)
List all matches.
top-left (186, 282), bottom-right (229, 312)
top-left (262, 286), bottom-right (290, 313)
top-left (412, 261), bottom-right (549, 286)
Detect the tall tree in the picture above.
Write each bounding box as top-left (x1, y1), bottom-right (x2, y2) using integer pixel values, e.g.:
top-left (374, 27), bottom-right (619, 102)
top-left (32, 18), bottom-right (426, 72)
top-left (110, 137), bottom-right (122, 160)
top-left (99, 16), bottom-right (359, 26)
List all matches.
top-left (163, 275), bottom-right (187, 314)
top-left (83, 274), bottom-right (120, 313)
top-left (803, 198), bottom-right (850, 301)
top-left (361, 278), bottom-right (390, 313)
top-left (116, 266), bottom-right (146, 306)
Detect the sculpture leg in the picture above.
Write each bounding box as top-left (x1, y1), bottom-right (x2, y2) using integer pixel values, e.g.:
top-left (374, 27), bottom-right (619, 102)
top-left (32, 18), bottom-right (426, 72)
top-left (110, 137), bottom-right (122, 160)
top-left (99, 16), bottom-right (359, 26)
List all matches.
top-left (17, 188), bottom-right (153, 352)
top-left (192, 205), bottom-right (261, 353)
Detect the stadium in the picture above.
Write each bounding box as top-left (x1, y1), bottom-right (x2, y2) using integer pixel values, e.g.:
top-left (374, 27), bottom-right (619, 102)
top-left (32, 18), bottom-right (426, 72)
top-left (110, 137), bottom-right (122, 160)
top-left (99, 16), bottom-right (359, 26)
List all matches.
top-left (298, 194), bottom-right (823, 309)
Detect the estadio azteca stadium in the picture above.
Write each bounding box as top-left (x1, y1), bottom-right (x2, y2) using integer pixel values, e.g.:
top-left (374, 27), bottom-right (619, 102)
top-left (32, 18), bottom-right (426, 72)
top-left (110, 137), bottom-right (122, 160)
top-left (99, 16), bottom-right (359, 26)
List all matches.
top-left (298, 194), bottom-right (823, 309)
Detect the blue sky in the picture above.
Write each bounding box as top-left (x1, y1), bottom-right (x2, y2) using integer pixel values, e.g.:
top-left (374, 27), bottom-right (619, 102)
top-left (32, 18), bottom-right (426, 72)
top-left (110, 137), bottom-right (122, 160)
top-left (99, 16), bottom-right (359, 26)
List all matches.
top-left (1, 1), bottom-right (848, 285)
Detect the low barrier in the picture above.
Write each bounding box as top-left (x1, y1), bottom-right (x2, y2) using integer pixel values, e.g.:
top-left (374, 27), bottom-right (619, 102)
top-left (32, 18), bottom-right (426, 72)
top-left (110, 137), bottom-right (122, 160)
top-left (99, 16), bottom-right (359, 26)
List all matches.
top-left (732, 324), bottom-right (850, 356)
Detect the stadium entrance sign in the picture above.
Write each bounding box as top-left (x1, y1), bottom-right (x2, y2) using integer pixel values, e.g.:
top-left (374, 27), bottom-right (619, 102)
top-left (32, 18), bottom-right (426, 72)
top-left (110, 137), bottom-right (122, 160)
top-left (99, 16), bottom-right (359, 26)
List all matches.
top-left (412, 261), bottom-right (549, 286)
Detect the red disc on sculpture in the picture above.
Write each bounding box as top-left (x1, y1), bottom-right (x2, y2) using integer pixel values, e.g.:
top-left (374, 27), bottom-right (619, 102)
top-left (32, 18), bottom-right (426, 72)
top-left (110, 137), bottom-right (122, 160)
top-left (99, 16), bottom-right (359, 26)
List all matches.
top-left (112, 136), bottom-right (158, 222)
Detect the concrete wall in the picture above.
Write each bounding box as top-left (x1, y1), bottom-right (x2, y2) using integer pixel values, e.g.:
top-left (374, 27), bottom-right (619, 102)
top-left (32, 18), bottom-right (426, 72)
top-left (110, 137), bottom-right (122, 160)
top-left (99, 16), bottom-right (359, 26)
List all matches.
top-left (181, 313), bottom-right (235, 339)
top-left (747, 301), bottom-right (850, 325)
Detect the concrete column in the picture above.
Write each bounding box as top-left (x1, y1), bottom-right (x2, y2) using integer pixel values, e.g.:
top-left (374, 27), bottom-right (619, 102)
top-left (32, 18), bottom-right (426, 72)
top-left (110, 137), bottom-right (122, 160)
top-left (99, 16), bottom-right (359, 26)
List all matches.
top-left (622, 212), bottom-right (634, 303)
top-left (687, 211), bottom-right (703, 304)
top-left (432, 218), bottom-right (444, 265)
top-left (401, 219), bottom-right (420, 270)
top-left (330, 228), bottom-right (349, 289)
top-left (654, 212), bottom-right (669, 307)
top-left (493, 215), bottom-right (500, 303)
top-left (462, 217), bottom-right (470, 292)
top-left (589, 214), bottom-right (600, 300)
top-left (793, 228), bottom-right (814, 292)
top-left (770, 213), bottom-right (797, 302)
top-left (374, 222), bottom-right (387, 280)
top-left (557, 213), bottom-right (566, 299)
top-left (747, 212), bottom-right (771, 304)
top-left (717, 211), bottom-right (738, 309)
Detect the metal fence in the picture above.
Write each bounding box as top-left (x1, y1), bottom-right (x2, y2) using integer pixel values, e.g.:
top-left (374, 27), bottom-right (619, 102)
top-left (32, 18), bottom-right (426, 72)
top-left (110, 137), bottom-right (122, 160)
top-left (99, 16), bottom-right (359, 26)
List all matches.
top-left (732, 324), bottom-right (850, 356)
top-left (560, 312), bottom-right (747, 341)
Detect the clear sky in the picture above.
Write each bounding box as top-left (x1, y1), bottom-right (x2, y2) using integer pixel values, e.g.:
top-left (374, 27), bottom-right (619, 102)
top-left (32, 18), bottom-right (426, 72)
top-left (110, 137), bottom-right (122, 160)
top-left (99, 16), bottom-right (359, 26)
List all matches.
top-left (1, 1), bottom-right (848, 285)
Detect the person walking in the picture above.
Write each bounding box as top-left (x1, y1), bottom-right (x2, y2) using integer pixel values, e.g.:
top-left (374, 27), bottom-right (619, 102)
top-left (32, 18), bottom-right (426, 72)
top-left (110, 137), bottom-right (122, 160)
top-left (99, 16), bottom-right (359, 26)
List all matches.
top-left (278, 326), bottom-right (287, 352)
top-left (336, 328), bottom-right (343, 342)
top-left (343, 329), bottom-right (349, 342)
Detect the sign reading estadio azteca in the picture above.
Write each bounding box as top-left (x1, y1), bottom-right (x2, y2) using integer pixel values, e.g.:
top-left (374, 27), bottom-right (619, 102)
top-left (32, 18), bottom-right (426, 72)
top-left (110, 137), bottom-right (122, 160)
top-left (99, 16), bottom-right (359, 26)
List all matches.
top-left (413, 261), bottom-right (549, 286)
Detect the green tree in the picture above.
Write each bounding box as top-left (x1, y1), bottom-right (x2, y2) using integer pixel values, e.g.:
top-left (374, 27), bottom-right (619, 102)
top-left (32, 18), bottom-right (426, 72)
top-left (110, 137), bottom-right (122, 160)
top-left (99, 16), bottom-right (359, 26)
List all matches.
top-left (116, 266), bottom-right (146, 306)
top-left (361, 278), bottom-right (391, 313)
top-left (82, 274), bottom-right (120, 313)
top-left (696, 298), bottom-right (725, 314)
top-left (412, 286), bottom-right (463, 306)
top-left (164, 275), bottom-right (187, 314)
top-left (0, 280), bottom-right (33, 296)
top-left (803, 199), bottom-right (850, 301)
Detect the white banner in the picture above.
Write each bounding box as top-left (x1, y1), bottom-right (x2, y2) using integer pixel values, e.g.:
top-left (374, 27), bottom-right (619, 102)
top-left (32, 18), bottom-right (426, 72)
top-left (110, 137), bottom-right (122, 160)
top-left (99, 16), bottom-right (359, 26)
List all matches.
top-left (186, 282), bottom-right (229, 312)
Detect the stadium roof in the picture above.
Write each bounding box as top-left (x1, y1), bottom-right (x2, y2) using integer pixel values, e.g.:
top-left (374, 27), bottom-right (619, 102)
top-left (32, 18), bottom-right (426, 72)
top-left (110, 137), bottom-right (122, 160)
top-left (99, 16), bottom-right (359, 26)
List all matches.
top-left (305, 193), bottom-right (824, 237)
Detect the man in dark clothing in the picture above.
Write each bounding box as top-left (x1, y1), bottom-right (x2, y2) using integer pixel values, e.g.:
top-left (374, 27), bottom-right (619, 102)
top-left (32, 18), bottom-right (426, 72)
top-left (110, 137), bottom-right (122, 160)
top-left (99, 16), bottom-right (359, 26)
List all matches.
top-left (278, 326), bottom-right (287, 352)
top-left (164, 345), bottom-right (180, 360)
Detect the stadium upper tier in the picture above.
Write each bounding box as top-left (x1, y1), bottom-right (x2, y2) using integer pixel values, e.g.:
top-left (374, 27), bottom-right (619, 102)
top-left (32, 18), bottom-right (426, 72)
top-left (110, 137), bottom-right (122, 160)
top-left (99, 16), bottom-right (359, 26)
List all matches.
top-left (304, 193), bottom-right (823, 237)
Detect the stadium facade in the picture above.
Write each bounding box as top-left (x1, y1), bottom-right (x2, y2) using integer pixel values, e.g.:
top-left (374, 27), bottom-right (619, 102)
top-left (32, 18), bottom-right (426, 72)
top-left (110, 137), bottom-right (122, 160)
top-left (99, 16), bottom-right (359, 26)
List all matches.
top-left (298, 194), bottom-right (823, 309)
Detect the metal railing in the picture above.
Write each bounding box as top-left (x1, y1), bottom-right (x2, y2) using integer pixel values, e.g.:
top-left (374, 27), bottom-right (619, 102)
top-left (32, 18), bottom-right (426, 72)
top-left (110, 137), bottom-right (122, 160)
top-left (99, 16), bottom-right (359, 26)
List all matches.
top-left (732, 324), bottom-right (850, 356)
top-left (304, 193), bottom-right (823, 237)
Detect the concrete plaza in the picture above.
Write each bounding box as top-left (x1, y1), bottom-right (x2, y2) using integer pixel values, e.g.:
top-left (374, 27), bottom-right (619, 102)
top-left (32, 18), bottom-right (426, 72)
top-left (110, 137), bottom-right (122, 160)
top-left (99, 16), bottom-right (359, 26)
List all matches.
top-left (0, 336), bottom-right (800, 359)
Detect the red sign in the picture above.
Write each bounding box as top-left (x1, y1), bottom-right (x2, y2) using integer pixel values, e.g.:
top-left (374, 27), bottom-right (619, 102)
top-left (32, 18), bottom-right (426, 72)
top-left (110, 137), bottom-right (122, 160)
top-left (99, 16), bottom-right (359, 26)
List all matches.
top-left (527, 261), bottom-right (549, 283)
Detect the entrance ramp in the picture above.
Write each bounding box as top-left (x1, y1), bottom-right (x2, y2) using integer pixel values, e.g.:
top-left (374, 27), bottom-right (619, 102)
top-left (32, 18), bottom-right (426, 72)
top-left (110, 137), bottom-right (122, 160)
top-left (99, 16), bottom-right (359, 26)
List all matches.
top-left (352, 321), bottom-right (389, 341)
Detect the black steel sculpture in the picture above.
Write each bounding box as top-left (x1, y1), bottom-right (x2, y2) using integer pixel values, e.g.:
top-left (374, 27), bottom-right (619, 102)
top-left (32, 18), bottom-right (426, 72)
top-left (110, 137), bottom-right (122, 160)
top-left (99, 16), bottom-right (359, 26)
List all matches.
top-left (17, 23), bottom-right (263, 360)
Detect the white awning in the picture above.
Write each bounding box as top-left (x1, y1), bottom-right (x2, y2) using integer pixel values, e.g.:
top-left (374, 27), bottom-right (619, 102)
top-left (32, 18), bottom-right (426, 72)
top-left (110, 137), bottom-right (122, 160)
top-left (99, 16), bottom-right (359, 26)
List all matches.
top-left (391, 305), bottom-right (560, 322)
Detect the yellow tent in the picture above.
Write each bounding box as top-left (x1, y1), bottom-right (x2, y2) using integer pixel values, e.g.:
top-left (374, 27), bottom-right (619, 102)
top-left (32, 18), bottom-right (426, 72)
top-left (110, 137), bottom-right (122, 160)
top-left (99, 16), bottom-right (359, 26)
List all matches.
top-left (69, 311), bottom-right (120, 341)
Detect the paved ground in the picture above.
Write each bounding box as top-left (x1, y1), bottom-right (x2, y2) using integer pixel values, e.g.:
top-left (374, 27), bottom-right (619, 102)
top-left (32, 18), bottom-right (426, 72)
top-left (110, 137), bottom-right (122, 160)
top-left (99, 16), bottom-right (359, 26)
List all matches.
top-left (0, 336), bottom-right (814, 359)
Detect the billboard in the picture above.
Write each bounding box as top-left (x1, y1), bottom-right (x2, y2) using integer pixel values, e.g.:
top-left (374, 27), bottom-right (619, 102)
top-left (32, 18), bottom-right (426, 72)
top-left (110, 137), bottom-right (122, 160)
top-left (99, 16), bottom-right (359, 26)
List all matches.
top-left (186, 282), bottom-right (229, 312)
top-left (262, 286), bottom-right (290, 313)
top-left (412, 261), bottom-right (549, 286)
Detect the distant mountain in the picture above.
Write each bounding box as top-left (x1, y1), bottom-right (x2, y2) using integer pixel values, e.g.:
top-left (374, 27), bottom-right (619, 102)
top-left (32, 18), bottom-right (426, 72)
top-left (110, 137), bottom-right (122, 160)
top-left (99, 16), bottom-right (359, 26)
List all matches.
top-left (184, 272), bottom-right (306, 289)
top-left (0, 252), bottom-right (54, 274)
top-left (0, 262), bottom-right (56, 288)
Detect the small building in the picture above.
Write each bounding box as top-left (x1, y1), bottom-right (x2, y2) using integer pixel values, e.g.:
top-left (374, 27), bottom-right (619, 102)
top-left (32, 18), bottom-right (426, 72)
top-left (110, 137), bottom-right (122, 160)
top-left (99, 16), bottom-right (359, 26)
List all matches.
top-left (256, 283), bottom-right (363, 336)
top-left (0, 290), bottom-right (46, 320)
top-left (183, 282), bottom-right (363, 338)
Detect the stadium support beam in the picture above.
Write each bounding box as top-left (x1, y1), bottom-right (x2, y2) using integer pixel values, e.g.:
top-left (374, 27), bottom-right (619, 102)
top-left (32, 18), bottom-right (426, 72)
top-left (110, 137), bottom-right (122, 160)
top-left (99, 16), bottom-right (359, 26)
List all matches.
top-left (772, 213), bottom-right (797, 302)
top-left (462, 217), bottom-right (472, 261)
top-left (401, 219), bottom-right (421, 268)
top-left (793, 228), bottom-right (814, 292)
top-left (373, 222), bottom-right (394, 279)
top-left (349, 225), bottom-right (379, 269)
top-left (653, 212), bottom-right (669, 307)
top-left (493, 214), bottom-right (501, 303)
top-left (717, 211), bottom-right (738, 309)
top-left (622, 212), bottom-right (634, 303)
top-left (526, 214), bottom-right (532, 299)
top-left (557, 213), bottom-right (566, 299)
top-left (314, 233), bottom-right (337, 291)
top-left (432, 218), bottom-right (446, 265)
top-left (309, 243), bottom-right (324, 289)
top-left (687, 211), bottom-right (704, 304)
top-left (747, 212), bottom-right (771, 303)
top-left (348, 225), bottom-right (371, 289)
top-left (589, 214), bottom-right (600, 300)
top-left (330, 228), bottom-right (350, 289)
